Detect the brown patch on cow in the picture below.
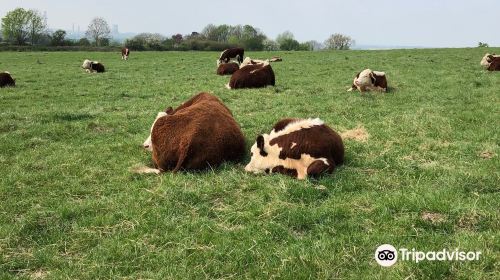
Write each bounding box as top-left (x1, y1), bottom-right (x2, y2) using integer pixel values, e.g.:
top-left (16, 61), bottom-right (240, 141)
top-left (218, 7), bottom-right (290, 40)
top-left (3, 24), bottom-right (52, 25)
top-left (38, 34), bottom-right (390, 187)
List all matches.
top-left (270, 124), bottom-right (344, 168)
top-left (421, 212), bottom-right (447, 224)
top-left (340, 126), bottom-right (369, 142)
top-left (271, 165), bottom-right (298, 178)
top-left (227, 63), bottom-right (275, 89)
top-left (372, 72), bottom-right (388, 90)
top-left (272, 118), bottom-right (300, 133)
top-left (217, 62), bottom-right (239, 75)
top-left (487, 57), bottom-right (500, 71)
top-left (0, 72), bottom-right (16, 87)
top-left (479, 150), bottom-right (495, 159)
top-left (307, 159), bottom-right (333, 177)
top-left (151, 92), bottom-right (245, 172)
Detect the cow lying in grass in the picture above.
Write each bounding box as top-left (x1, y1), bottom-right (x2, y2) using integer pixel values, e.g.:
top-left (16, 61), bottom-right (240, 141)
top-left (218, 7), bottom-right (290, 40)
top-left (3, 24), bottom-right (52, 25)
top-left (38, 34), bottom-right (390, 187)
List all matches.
top-left (245, 118), bottom-right (344, 179)
top-left (140, 92), bottom-right (245, 174)
top-left (81, 59), bottom-right (105, 73)
top-left (217, 62), bottom-right (239, 75)
top-left (481, 54), bottom-right (500, 71)
top-left (480, 53), bottom-right (500, 69)
top-left (0, 71), bottom-right (15, 88)
top-left (348, 69), bottom-right (388, 92)
top-left (226, 61), bottom-right (275, 89)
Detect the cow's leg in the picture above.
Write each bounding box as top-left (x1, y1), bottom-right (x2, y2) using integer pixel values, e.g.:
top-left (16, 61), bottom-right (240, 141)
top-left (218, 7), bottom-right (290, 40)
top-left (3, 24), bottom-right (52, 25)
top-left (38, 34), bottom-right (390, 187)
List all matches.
top-left (307, 159), bottom-right (335, 177)
top-left (271, 165), bottom-right (299, 178)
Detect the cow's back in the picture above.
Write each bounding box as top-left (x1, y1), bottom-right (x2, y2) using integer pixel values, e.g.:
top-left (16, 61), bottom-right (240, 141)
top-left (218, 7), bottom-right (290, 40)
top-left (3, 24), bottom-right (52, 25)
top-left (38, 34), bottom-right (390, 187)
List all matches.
top-left (151, 96), bottom-right (245, 171)
top-left (229, 64), bottom-right (275, 89)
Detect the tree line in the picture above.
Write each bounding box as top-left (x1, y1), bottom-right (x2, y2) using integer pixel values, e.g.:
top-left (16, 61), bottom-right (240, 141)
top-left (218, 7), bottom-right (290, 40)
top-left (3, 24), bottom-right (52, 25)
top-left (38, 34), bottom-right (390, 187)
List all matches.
top-left (1, 8), bottom-right (355, 51)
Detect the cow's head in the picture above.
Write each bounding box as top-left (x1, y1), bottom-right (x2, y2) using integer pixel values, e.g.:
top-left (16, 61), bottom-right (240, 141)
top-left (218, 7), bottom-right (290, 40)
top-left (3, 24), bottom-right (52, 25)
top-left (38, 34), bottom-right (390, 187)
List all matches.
top-left (354, 69), bottom-right (375, 88)
top-left (81, 59), bottom-right (92, 69)
top-left (245, 134), bottom-right (280, 174)
top-left (143, 110), bottom-right (169, 151)
top-left (481, 53), bottom-right (495, 67)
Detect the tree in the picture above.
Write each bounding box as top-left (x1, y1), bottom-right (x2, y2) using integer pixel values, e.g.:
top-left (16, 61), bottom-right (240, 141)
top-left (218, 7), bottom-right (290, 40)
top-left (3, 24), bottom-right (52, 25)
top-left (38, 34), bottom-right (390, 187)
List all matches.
top-left (85, 17), bottom-right (111, 46)
top-left (50, 29), bottom-right (66, 46)
top-left (78, 38), bottom-right (91, 46)
top-left (26, 9), bottom-right (46, 45)
top-left (276, 31), bottom-right (295, 46)
top-left (1, 8), bottom-right (31, 45)
top-left (1, 8), bottom-right (46, 45)
top-left (306, 40), bottom-right (323, 51)
top-left (263, 39), bottom-right (280, 51)
top-left (478, 42), bottom-right (489, 48)
top-left (324, 33), bottom-right (355, 50)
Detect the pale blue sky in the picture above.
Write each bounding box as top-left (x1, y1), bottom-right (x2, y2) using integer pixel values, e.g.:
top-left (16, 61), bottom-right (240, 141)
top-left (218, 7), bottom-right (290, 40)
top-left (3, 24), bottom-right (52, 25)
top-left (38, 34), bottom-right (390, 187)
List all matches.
top-left (1, 0), bottom-right (499, 47)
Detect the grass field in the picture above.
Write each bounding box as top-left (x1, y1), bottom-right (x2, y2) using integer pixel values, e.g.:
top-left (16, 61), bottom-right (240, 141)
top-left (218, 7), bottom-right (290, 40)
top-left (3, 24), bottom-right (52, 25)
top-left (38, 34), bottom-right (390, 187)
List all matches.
top-left (0, 48), bottom-right (499, 279)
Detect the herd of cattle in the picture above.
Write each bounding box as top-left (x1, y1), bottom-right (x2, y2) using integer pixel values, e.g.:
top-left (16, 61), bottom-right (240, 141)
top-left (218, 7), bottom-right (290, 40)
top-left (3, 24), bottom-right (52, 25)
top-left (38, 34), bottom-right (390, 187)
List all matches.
top-left (0, 49), bottom-right (499, 179)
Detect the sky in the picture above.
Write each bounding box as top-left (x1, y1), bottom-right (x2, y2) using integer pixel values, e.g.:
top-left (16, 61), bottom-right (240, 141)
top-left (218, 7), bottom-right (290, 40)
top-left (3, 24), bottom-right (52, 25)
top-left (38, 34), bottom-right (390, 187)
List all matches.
top-left (1, 0), bottom-right (499, 48)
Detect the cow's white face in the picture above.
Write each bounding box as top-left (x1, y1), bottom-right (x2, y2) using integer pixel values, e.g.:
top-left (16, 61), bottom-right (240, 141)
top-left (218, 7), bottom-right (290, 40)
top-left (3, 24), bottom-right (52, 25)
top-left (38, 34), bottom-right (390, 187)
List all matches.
top-left (143, 111), bottom-right (168, 151)
top-left (82, 59), bottom-right (92, 69)
top-left (480, 53), bottom-right (494, 67)
top-left (354, 69), bottom-right (375, 88)
top-left (244, 134), bottom-right (280, 173)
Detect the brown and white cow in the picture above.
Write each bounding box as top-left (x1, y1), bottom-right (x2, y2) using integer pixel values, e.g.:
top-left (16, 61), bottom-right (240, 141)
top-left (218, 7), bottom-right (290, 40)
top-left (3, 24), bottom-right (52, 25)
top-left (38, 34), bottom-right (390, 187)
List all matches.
top-left (226, 61), bottom-right (275, 89)
top-left (0, 71), bottom-right (15, 88)
top-left (141, 92), bottom-right (245, 173)
top-left (348, 69), bottom-right (387, 92)
top-left (217, 48), bottom-right (244, 66)
top-left (217, 62), bottom-right (239, 75)
top-left (81, 59), bottom-right (105, 73)
top-left (480, 53), bottom-right (500, 71)
top-left (122, 48), bottom-right (130, 60)
top-left (245, 118), bottom-right (344, 180)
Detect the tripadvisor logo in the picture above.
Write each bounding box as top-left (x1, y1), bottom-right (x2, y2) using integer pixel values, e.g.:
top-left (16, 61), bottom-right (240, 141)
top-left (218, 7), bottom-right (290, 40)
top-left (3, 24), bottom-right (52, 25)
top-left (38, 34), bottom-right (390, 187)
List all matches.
top-left (375, 244), bottom-right (482, 267)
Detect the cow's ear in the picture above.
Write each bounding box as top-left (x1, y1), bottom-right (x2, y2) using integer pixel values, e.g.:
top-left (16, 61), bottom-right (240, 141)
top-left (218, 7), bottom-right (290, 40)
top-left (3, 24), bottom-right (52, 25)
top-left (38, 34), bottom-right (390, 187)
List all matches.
top-left (256, 135), bottom-right (268, 156)
top-left (165, 106), bottom-right (174, 114)
top-left (355, 71), bottom-right (361, 78)
top-left (370, 72), bottom-right (376, 84)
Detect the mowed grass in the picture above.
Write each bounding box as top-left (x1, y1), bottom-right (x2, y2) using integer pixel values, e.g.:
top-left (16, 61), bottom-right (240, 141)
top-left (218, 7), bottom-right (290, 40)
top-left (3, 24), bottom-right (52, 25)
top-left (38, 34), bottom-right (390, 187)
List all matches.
top-left (0, 48), bottom-right (499, 279)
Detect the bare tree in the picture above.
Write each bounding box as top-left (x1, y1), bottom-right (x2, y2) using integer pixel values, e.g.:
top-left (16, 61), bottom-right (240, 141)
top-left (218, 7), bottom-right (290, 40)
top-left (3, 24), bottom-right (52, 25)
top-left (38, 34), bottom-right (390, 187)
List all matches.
top-left (85, 17), bottom-right (111, 46)
top-left (324, 33), bottom-right (355, 50)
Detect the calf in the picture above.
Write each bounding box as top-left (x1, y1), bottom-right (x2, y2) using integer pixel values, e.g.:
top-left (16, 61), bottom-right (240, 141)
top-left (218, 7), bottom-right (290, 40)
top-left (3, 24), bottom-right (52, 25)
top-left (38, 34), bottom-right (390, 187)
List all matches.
top-left (0, 71), bottom-right (15, 88)
top-left (480, 53), bottom-right (500, 68)
top-left (217, 62), bottom-right (239, 75)
top-left (217, 48), bottom-right (244, 66)
top-left (245, 118), bottom-right (344, 180)
top-left (81, 59), bottom-right (105, 73)
top-left (348, 69), bottom-right (387, 92)
top-left (142, 92), bottom-right (245, 173)
top-left (226, 61), bottom-right (275, 89)
top-left (121, 48), bottom-right (130, 60)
